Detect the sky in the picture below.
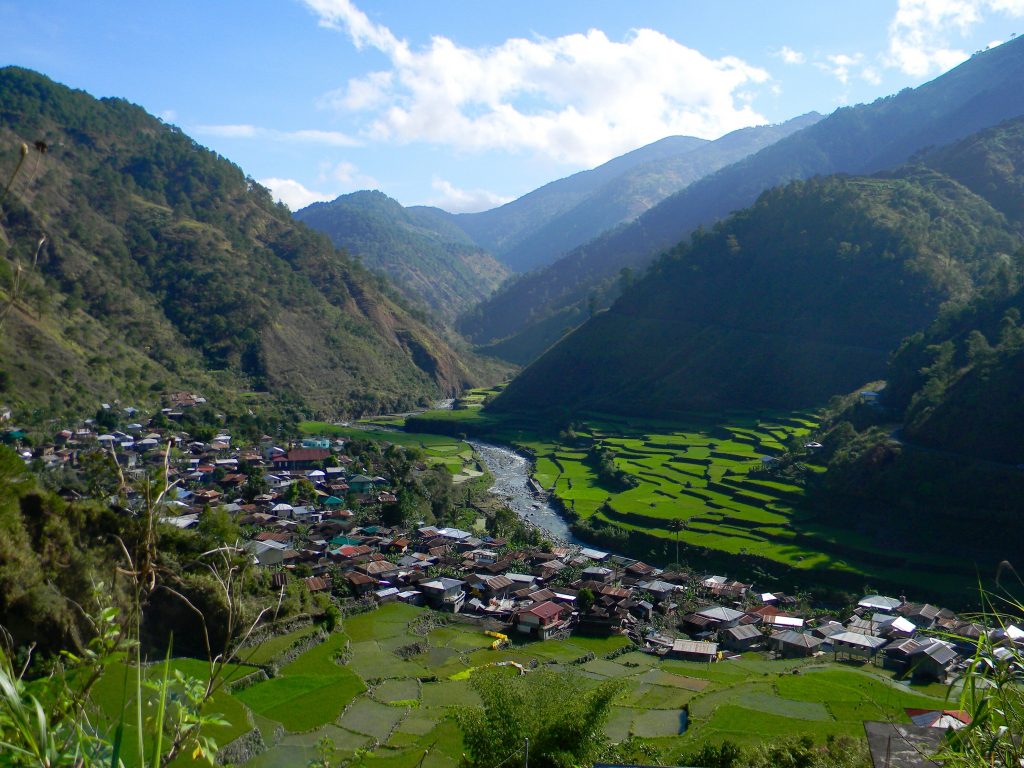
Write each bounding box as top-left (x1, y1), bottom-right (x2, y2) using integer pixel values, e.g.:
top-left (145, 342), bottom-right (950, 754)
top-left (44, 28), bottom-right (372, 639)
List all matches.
top-left (2, 1), bottom-right (1022, 212)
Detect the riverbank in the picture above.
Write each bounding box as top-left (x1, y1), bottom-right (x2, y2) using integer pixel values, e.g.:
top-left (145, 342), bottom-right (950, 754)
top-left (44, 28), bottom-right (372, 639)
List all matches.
top-left (468, 440), bottom-right (577, 544)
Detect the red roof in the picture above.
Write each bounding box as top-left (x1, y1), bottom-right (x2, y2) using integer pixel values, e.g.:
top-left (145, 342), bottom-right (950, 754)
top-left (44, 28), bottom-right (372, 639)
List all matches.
top-left (524, 600), bottom-right (566, 620)
top-left (275, 448), bottom-right (331, 463)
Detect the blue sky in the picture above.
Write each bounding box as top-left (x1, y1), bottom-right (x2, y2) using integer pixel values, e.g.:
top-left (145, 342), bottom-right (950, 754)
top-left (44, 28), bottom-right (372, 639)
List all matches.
top-left (2, 1), bottom-right (1021, 211)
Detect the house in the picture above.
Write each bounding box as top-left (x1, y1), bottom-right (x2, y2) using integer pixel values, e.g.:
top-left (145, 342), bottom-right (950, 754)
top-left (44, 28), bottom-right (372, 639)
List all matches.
top-left (420, 578), bottom-right (466, 612)
top-left (719, 624), bottom-right (762, 652)
top-left (831, 631), bottom-right (888, 661)
top-left (670, 639), bottom-right (719, 663)
top-left (347, 474), bottom-right (376, 494)
top-left (883, 638), bottom-right (923, 673)
top-left (346, 571), bottom-right (376, 595)
top-left (536, 559), bottom-right (567, 580)
top-left (694, 605), bottom-right (744, 630)
top-left (770, 630), bottom-right (824, 658)
top-left (858, 594), bottom-right (902, 613)
top-left (636, 580), bottom-right (677, 603)
top-left (515, 601), bottom-right (571, 640)
top-left (272, 448), bottom-right (331, 470)
top-left (898, 603), bottom-right (941, 629)
top-left (304, 576), bottom-right (331, 593)
top-left (761, 615), bottom-right (805, 631)
top-left (581, 566), bottom-right (614, 584)
top-left (359, 560), bottom-right (400, 581)
top-left (479, 574), bottom-right (515, 600)
top-left (905, 709), bottom-right (971, 730)
top-left (909, 641), bottom-right (958, 683)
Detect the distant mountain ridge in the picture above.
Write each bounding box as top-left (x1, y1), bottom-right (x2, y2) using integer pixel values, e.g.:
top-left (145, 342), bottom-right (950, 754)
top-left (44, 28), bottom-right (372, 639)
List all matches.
top-left (462, 37), bottom-right (1024, 364)
top-left (295, 190), bottom-right (510, 323)
top-left (491, 116), bottom-right (1024, 419)
top-left (453, 134), bottom-right (708, 270)
top-left (0, 67), bottom-right (484, 417)
top-left (487, 113), bottom-right (823, 276)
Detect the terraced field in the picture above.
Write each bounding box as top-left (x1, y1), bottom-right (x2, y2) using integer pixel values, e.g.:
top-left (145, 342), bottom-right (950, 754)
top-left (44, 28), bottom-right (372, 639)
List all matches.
top-left (403, 401), bottom-right (970, 594)
top-left (533, 415), bottom-right (967, 591)
top-left (539, 414), bottom-right (827, 564)
top-left (188, 604), bottom-right (950, 766)
top-left (298, 421), bottom-right (484, 483)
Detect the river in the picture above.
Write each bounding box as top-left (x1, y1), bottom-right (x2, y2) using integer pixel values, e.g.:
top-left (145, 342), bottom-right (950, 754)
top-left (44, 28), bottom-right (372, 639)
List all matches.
top-left (468, 440), bottom-right (577, 544)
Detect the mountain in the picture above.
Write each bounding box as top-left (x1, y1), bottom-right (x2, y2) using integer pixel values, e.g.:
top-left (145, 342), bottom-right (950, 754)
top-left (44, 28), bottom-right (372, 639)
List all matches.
top-left (453, 135), bottom-right (707, 271)
top-left (456, 114), bottom-right (821, 275)
top-left (812, 271), bottom-right (1024, 563)
top-left (490, 117), bottom-right (1024, 419)
top-left (294, 191), bottom-right (509, 323)
top-left (462, 37), bottom-right (1024, 364)
top-left (0, 67), bottom-right (482, 418)
top-left (492, 114), bottom-right (823, 276)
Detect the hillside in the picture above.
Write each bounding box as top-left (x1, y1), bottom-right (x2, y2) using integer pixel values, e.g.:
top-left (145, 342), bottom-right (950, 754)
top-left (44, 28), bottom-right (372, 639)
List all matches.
top-left (808, 283), bottom-right (1024, 563)
top-left (463, 37), bottom-right (1024, 364)
top-left (491, 123), bottom-right (1024, 418)
top-left (0, 67), bottom-right (481, 418)
top-left (295, 190), bottom-right (509, 323)
top-left (475, 114), bottom-right (822, 277)
top-left (453, 134), bottom-right (707, 270)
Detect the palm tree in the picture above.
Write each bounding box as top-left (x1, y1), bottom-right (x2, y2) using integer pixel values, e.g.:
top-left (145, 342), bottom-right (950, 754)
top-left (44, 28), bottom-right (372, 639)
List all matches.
top-left (669, 518), bottom-right (685, 568)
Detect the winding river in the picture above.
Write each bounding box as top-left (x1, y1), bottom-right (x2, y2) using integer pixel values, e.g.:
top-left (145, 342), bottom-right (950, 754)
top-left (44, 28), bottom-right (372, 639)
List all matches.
top-left (468, 440), bottom-right (578, 544)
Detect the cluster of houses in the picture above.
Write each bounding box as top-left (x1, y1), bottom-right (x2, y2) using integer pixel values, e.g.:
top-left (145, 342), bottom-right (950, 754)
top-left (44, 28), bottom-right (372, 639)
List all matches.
top-left (4, 397), bottom-right (1015, 687)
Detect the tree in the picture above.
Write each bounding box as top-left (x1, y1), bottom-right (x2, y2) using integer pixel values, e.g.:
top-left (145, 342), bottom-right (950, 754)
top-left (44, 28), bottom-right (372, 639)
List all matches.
top-left (456, 668), bottom-right (622, 768)
top-left (576, 587), bottom-right (595, 614)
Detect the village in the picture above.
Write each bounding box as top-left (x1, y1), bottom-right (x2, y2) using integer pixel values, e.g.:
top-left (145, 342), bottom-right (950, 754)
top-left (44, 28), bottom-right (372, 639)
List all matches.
top-left (3, 392), bottom-right (1012, 703)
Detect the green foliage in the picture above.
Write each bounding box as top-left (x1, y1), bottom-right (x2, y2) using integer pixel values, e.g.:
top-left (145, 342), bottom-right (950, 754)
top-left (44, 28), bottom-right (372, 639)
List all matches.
top-left (682, 736), bottom-right (870, 768)
top-left (460, 40), bottom-right (1024, 365)
top-left (457, 114), bottom-right (823, 357)
top-left (494, 161), bottom-right (1021, 418)
top-left (0, 66), bottom-right (481, 418)
top-left (295, 190), bottom-right (509, 323)
top-left (588, 443), bottom-right (640, 491)
top-left (455, 668), bottom-right (623, 768)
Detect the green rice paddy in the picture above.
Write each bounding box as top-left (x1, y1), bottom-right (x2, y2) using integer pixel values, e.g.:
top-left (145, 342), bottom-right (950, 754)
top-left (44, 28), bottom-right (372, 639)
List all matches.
top-left (403, 396), bottom-right (968, 593)
top-left (298, 421), bottom-right (484, 483)
top-left (151, 604), bottom-right (952, 766)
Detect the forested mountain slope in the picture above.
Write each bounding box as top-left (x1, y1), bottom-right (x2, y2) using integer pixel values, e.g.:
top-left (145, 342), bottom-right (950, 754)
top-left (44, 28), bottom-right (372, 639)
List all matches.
top-left (295, 190), bottom-right (509, 323)
top-left (492, 119), bottom-right (1024, 419)
top-left (0, 67), bottom-right (479, 417)
top-left (453, 134), bottom-right (707, 271)
top-left (458, 113), bottom-right (821, 276)
top-left (463, 37), bottom-right (1024, 364)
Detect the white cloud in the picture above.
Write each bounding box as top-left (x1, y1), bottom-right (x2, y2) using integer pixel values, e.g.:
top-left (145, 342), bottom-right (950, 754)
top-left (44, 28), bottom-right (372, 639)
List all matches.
top-left (304, 0), bottom-right (771, 167)
top-left (861, 66), bottom-right (883, 85)
top-left (816, 53), bottom-right (864, 84)
top-left (427, 178), bottom-right (512, 213)
top-left (197, 123), bottom-right (258, 138)
top-left (886, 0), bottom-right (1024, 76)
top-left (317, 160), bottom-right (380, 190)
top-left (777, 46), bottom-right (805, 64)
top-left (259, 178), bottom-right (332, 210)
top-left (157, 109), bottom-right (178, 123)
top-left (194, 124), bottom-right (359, 146)
top-left (285, 129), bottom-right (361, 146)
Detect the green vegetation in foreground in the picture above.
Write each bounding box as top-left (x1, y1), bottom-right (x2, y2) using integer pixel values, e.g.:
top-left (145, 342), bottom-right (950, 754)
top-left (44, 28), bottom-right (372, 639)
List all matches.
top-left (220, 604), bottom-right (947, 767)
top-left (88, 657), bottom-right (258, 767)
top-left (405, 397), bottom-right (974, 598)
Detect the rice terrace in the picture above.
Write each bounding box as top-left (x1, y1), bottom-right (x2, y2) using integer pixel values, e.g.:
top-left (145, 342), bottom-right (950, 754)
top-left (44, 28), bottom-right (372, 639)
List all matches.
top-left (155, 603), bottom-right (951, 767)
top-left (406, 393), bottom-right (974, 598)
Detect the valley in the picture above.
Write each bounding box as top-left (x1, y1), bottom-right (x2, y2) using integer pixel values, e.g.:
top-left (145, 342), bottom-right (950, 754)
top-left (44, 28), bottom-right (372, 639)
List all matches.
top-left (403, 395), bottom-right (981, 601)
top-left (4, 21), bottom-right (1024, 768)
